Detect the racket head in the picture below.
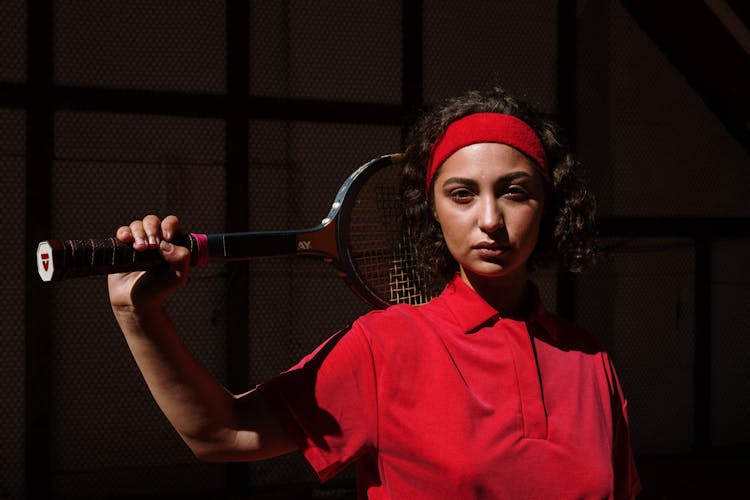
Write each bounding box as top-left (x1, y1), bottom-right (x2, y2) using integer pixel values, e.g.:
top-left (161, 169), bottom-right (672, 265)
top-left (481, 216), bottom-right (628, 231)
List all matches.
top-left (334, 154), bottom-right (435, 309)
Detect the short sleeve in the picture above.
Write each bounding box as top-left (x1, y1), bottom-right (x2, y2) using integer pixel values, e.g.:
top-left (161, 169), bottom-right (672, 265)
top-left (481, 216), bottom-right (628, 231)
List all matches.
top-left (605, 356), bottom-right (643, 499)
top-left (257, 323), bottom-right (378, 482)
top-left (613, 398), bottom-right (643, 499)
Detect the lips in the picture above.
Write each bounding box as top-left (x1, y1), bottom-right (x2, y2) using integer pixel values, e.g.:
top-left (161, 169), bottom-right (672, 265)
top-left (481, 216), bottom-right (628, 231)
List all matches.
top-left (473, 241), bottom-right (510, 257)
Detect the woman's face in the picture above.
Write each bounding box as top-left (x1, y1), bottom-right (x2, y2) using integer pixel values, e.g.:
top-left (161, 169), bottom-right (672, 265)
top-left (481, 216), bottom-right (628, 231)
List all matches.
top-left (432, 142), bottom-right (546, 286)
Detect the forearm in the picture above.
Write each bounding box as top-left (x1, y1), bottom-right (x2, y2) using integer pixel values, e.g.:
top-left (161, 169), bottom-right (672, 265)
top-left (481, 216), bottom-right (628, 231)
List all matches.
top-left (106, 216), bottom-right (294, 461)
top-left (112, 304), bottom-right (241, 457)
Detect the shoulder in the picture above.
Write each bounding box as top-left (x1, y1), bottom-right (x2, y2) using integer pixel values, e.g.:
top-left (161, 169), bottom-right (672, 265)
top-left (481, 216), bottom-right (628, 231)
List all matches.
top-left (349, 299), bottom-right (455, 352)
top-left (355, 296), bottom-right (454, 334)
top-left (536, 308), bottom-right (607, 356)
top-left (535, 308), bottom-right (627, 391)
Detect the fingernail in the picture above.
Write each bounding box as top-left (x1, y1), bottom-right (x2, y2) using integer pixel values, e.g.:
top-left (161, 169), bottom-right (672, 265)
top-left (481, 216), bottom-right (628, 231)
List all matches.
top-left (148, 236), bottom-right (158, 246)
top-left (160, 241), bottom-right (173, 252)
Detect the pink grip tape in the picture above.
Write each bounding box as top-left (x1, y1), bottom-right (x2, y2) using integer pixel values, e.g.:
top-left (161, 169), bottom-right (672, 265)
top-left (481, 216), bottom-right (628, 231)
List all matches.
top-left (192, 233), bottom-right (209, 266)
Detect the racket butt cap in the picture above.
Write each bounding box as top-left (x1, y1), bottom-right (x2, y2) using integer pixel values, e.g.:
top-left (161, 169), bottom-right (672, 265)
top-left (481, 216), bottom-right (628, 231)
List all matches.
top-left (36, 240), bottom-right (56, 282)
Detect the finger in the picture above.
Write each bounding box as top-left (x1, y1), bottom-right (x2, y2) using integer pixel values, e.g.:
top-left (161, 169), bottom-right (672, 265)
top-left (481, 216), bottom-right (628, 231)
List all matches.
top-left (161, 215), bottom-right (181, 241)
top-left (129, 220), bottom-right (148, 250)
top-left (142, 215), bottom-right (163, 248)
top-left (116, 225), bottom-right (134, 243)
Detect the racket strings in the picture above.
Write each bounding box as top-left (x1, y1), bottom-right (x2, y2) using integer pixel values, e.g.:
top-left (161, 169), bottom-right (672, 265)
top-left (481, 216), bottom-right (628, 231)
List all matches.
top-left (348, 172), bottom-right (433, 307)
top-left (388, 233), bottom-right (430, 305)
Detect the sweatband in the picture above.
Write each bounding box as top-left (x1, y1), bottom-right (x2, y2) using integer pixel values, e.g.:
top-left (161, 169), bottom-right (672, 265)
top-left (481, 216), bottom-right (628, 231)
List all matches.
top-left (425, 113), bottom-right (549, 196)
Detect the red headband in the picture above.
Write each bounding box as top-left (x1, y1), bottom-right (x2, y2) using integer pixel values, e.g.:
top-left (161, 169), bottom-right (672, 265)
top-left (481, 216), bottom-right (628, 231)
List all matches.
top-left (426, 113), bottom-right (549, 196)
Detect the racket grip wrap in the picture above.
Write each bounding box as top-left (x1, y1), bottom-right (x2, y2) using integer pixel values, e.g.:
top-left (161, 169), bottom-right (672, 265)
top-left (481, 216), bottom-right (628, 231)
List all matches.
top-left (37, 233), bottom-right (204, 282)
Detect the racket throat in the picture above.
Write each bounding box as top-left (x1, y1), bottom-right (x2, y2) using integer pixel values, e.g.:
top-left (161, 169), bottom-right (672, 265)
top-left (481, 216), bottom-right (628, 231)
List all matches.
top-left (204, 222), bottom-right (340, 262)
top-left (294, 220), bottom-right (340, 261)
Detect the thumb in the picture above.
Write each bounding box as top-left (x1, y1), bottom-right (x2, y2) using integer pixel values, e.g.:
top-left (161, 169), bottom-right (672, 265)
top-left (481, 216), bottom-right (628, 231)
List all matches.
top-left (159, 239), bottom-right (176, 255)
top-left (159, 240), bottom-right (191, 283)
top-left (159, 240), bottom-right (187, 259)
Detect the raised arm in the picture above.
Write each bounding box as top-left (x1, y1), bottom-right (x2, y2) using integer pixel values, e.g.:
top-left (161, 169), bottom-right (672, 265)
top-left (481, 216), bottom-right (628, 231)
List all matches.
top-left (108, 215), bottom-right (297, 462)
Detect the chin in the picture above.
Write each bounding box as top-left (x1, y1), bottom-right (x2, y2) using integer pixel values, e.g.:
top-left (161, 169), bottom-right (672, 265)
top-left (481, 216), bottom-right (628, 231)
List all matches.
top-left (463, 258), bottom-right (529, 279)
top-left (467, 264), bottom-right (516, 279)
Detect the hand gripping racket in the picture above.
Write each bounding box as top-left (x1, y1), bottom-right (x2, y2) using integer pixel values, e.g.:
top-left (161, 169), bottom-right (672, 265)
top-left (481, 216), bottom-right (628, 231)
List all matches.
top-left (36, 154), bottom-right (433, 309)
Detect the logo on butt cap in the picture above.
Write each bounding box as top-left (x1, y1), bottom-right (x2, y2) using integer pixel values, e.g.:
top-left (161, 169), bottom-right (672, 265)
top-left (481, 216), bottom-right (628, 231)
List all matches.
top-left (37, 241), bottom-right (54, 281)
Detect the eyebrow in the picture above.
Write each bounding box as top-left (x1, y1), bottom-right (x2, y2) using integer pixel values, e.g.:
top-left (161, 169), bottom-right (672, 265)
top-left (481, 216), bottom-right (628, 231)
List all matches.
top-left (439, 171), bottom-right (533, 187)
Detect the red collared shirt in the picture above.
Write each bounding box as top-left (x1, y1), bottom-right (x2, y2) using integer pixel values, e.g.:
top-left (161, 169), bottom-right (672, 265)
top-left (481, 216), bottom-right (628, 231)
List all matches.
top-left (260, 276), bottom-right (641, 499)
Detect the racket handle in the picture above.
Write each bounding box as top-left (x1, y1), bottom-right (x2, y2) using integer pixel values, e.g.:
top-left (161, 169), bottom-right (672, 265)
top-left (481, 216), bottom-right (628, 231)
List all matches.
top-left (36, 233), bottom-right (208, 282)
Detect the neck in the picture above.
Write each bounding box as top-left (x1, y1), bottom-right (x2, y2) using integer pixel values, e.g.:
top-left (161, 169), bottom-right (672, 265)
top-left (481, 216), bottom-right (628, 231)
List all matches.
top-left (459, 267), bottom-right (533, 319)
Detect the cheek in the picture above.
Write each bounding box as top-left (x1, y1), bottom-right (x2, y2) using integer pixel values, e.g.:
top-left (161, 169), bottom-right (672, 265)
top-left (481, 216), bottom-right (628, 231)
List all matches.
top-left (511, 208), bottom-right (543, 244)
top-left (435, 213), bottom-right (465, 250)
top-left (528, 214), bottom-right (544, 248)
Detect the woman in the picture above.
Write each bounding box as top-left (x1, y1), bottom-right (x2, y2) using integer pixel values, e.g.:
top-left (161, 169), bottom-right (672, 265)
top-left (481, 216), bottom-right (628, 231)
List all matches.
top-left (108, 87), bottom-right (641, 498)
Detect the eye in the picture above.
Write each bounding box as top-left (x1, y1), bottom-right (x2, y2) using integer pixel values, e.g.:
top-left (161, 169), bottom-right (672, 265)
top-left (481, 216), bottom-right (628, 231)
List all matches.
top-left (503, 185), bottom-right (531, 200)
top-left (449, 188), bottom-right (475, 203)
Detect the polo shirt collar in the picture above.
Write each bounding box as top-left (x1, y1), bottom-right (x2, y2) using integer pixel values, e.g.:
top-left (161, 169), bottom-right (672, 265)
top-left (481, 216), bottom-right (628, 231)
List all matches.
top-left (438, 275), bottom-right (556, 336)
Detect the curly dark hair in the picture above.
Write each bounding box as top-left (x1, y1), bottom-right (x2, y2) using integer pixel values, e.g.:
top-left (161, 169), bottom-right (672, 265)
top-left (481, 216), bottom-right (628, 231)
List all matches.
top-left (400, 86), bottom-right (597, 293)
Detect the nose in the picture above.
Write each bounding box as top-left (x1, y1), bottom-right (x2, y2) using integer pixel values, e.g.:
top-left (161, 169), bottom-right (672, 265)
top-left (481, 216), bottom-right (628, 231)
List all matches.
top-left (477, 195), bottom-right (503, 234)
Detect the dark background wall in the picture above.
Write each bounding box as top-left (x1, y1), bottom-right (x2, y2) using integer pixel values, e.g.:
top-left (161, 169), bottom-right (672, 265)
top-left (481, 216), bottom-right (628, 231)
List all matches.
top-left (2, 1), bottom-right (749, 498)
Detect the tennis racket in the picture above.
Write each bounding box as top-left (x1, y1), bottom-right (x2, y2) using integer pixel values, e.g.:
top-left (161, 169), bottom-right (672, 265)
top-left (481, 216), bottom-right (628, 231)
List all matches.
top-left (36, 153), bottom-right (433, 309)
